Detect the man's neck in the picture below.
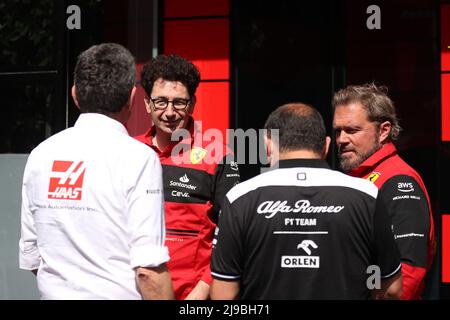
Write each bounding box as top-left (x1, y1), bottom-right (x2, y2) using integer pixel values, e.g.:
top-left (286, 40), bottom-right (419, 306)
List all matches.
top-left (105, 105), bottom-right (130, 126)
top-left (270, 150), bottom-right (322, 167)
top-left (279, 150), bottom-right (322, 160)
top-left (152, 129), bottom-right (173, 150)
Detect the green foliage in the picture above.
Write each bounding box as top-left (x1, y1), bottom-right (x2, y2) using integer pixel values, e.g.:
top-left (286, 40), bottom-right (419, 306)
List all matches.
top-left (0, 0), bottom-right (56, 70)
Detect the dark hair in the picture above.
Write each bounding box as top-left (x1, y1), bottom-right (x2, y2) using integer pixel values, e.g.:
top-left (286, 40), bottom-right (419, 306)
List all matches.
top-left (264, 103), bottom-right (326, 154)
top-left (74, 43), bottom-right (136, 114)
top-left (140, 54), bottom-right (200, 98)
top-left (332, 83), bottom-right (401, 141)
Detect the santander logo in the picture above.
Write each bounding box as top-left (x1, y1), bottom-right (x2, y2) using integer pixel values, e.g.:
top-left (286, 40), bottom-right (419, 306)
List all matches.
top-left (179, 174), bottom-right (189, 183)
top-left (257, 200), bottom-right (344, 219)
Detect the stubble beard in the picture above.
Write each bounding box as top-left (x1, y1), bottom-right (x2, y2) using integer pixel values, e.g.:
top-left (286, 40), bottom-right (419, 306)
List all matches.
top-left (339, 140), bottom-right (382, 172)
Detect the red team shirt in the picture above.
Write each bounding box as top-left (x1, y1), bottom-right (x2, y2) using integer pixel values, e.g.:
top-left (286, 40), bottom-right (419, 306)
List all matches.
top-left (349, 143), bottom-right (435, 299)
top-left (135, 118), bottom-right (239, 299)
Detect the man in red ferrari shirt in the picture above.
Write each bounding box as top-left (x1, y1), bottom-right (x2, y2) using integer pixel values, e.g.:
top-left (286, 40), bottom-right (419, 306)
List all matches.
top-left (332, 83), bottom-right (435, 299)
top-left (135, 54), bottom-right (239, 299)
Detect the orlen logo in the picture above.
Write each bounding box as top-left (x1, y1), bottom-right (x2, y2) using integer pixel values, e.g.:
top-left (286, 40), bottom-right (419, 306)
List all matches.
top-left (48, 160), bottom-right (86, 200)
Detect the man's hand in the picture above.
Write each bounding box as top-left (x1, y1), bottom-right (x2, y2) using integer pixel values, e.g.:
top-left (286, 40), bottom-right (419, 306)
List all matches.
top-left (210, 279), bottom-right (240, 300)
top-left (136, 264), bottom-right (174, 300)
top-left (185, 280), bottom-right (210, 300)
top-left (372, 271), bottom-right (402, 300)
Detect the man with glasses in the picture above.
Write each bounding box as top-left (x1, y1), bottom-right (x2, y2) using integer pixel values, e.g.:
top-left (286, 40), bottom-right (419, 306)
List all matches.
top-left (135, 54), bottom-right (240, 300)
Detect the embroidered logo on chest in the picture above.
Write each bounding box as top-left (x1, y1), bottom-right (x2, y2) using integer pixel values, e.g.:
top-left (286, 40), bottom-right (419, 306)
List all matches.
top-left (190, 147), bottom-right (207, 164)
top-left (366, 172), bottom-right (381, 183)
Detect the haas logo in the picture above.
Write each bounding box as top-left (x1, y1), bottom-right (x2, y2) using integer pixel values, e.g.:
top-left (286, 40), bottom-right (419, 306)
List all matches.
top-left (297, 240), bottom-right (318, 255)
top-left (48, 160), bottom-right (86, 200)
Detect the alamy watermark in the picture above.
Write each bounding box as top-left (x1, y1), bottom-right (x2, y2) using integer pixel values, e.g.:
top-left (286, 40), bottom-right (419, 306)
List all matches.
top-left (66, 5), bottom-right (81, 30)
top-left (366, 5), bottom-right (381, 30)
top-left (67, 5), bottom-right (381, 31)
top-left (366, 265), bottom-right (381, 290)
top-left (168, 121), bottom-right (279, 170)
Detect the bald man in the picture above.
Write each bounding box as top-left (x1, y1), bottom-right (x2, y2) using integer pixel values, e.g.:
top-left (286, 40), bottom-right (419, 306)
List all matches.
top-left (210, 103), bottom-right (402, 299)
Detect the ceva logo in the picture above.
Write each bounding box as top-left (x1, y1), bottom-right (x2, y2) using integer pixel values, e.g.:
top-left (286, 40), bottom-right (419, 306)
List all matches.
top-left (48, 160), bottom-right (86, 200)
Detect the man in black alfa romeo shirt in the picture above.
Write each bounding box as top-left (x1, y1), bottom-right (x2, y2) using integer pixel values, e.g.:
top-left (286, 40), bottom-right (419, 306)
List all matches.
top-left (210, 103), bottom-right (402, 299)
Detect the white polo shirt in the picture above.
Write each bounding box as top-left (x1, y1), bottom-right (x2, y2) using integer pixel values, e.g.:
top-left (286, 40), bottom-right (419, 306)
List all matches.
top-left (19, 113), bottom-right (169, 300)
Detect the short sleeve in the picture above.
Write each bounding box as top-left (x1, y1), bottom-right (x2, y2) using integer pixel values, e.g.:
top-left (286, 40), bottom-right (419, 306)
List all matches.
top-left (127, 152), bottom-right (170, 268)
top-left (373, 195), bottom-right (402, 278)
top-left (210, 196), bottom-right (243, 280)
top-left (19, 158), bottom-right (41, 270)
top-left (378, 175), bottom-right (430, 267)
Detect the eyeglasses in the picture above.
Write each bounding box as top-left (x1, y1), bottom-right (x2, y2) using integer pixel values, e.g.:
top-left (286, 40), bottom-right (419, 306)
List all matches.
top-left (150, 97), bottom-right (190, 111)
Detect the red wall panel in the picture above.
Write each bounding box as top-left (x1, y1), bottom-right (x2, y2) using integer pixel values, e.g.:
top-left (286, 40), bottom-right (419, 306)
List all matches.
top-left (443, 215), bottom-right (450, 283)
top-left (163, 0), bottom-right (230, 135)
top-left (126, 63), bottom-right (152, 136)
top-left (164, 19), bottom-right (229, 80)
top-left (441, 4), bottom-right (450, 71)
top-left (192, 82), bottom-right (229, 136)
top-left (164, 0), bottom-right (229, 18)
top-left (443, 74), bottom-right (450, 142)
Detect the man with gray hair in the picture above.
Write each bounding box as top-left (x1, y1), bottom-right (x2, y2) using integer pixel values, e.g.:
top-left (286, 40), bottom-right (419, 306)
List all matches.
top-left (19, 43), bottom-right (173, 299)
top-left (332, 83), bottom-right (435, 299)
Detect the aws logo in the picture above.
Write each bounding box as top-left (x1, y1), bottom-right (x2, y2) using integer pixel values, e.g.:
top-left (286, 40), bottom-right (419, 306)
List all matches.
top-left (48, 160), bottom-right (86, 200)
top-left (398, 182), bottom-right (414, 193)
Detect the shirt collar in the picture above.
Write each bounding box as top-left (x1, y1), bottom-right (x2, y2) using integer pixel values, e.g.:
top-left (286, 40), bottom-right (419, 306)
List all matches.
top-left (349, 143), bottom-right (397, 176)
top-left (276, 158), bottom-right (330, 169)
top-left (74, 113), bottom-right (129, 135)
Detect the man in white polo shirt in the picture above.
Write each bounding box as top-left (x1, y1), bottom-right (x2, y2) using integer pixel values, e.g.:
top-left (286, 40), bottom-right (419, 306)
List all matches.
top-left (19, 43), bottom-right (173, 299)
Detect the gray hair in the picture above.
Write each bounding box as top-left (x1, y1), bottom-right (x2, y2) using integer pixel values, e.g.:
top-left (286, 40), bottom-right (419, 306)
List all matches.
top-left (74, 43), bottom-right (136, 114)
top-left (332, 83), bottom-right (401, 141)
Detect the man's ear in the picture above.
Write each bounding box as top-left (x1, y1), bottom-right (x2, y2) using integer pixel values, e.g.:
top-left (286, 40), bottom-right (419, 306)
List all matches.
top-left (128, 86), bottom-right (137, 110)
top-left (71, 86), bottom-right (80, 109)
top-left (143, 94), bottom-right (152, 114)
top-left (187, 95), bottom-right (196, 115)
top-left (322, 136), bottom-right (331, 159)
top-left (264, 134), bottom-right (279, 167)
top-left (264, 134), bottom-right (272, 164)
top-left (378, 121), bottom-right (392, 144)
